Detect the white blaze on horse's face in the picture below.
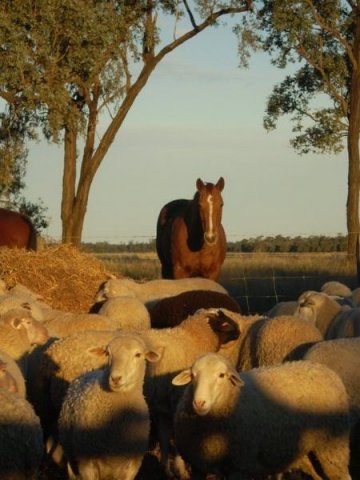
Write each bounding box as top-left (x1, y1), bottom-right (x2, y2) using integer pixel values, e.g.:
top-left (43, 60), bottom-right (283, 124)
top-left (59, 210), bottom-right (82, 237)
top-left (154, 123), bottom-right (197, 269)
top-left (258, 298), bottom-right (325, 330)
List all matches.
top-left (196, 177), bottom-right (224, 247)
top-left (205, 194), bottom-right (216, 246)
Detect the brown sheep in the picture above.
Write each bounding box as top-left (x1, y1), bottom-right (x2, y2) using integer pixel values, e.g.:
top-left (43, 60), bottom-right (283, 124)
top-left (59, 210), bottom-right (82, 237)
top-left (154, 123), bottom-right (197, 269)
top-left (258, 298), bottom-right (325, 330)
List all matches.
top-left (148, 289), bottom-right (240, 329)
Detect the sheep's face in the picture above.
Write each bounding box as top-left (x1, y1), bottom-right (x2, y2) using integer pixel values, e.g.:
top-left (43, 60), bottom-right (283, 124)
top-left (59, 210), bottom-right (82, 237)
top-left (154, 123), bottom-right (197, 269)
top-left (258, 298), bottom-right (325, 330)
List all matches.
top-left (105, 335), bottom-right (160, 393)
top-left (4, 309), bottom-right (48, 345)
top-left (295, 291), bottom-right (325, 323)
top-left (173, 353), bottom-right (242, 416)
top-left (95, 279), bottom-right (136, 302)
top-left (0, 361), bottom-right (18, 394)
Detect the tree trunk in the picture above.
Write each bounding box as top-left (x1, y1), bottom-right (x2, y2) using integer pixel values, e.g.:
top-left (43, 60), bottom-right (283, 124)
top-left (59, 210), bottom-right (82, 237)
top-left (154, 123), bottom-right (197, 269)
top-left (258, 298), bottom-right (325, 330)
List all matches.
top-left (60, 60), bottom-right (159, 247)
top-left (61, 125), bottom-right (77, 244)
top-left (60, 58), bottom-right (172, 247)
top-left (347, 6), bottom-right (360, 282)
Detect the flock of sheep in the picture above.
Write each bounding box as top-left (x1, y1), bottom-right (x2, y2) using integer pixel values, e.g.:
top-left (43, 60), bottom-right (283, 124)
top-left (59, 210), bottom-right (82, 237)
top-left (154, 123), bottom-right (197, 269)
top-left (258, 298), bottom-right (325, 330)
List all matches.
top-left (0, 274), bottom-right (360, 479)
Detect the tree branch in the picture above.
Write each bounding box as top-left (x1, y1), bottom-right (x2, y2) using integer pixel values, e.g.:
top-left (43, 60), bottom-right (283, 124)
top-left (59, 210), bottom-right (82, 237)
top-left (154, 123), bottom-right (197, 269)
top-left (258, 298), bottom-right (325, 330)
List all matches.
top-left (119, 47), bottom-right (132, 94)
top-left (296, 40), bottom-right (348, 117)
top-left (304, 0), bottom-right (357, 69)
top-left (182, 0), bottom-right (198, 30)
top-left (88, 3), bottom-right (252, 177)
top-left (0, 91), bottom-right (16, 104)
top-left (345, 0), bottom-right (357, 10)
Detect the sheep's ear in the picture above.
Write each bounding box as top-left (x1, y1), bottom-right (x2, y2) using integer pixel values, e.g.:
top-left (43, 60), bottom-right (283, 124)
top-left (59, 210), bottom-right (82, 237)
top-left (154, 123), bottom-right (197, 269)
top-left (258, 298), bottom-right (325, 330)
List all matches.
top-left (88, 346), bottom-right (108, 357)
top-left (229, 371), bottom-right (243, 387)
top-left (10, 317), bottom-right (24, 329)
top-left (172, 369), bottom-right (192, 386)
top-left (145, 349), bottom-right (162, 363)
top-left (20, 302), bottom-right (31, 311)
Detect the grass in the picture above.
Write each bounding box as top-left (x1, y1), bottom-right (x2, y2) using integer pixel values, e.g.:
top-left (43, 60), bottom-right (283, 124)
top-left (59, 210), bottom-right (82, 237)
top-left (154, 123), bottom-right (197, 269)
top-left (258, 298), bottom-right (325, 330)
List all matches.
top-left (96, 252), bottom-right (161, 280)
top-left (95, 251), bottom-right (358, 314)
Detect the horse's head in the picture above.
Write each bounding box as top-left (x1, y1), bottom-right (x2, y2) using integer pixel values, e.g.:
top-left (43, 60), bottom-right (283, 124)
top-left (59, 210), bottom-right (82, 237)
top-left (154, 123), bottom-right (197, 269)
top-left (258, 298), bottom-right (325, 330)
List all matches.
top-left (196, 177), bottom-right (224, 246)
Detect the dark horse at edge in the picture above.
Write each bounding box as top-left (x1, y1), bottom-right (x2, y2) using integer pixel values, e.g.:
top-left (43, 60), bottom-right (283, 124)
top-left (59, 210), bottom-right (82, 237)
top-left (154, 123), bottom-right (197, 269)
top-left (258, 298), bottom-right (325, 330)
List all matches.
top-left (156, 177), bottom-right (226, 281)
top-left (0, 208), bottom-right (37, 250)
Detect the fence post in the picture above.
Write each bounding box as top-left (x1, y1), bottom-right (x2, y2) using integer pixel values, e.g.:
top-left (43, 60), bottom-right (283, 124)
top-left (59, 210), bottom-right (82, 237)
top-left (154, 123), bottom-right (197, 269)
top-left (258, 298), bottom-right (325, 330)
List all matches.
top-left (357, 233), bottom-right (360, 285)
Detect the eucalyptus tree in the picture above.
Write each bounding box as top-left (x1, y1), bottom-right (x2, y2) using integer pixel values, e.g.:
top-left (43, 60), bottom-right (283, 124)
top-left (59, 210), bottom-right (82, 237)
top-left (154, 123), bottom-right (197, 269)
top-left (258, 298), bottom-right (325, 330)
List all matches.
top-left (239, 0), bottom-right (360, 261)
top-left (0, 111), bottom-right (49, 231)
top-left (0, 114), bottom-right (28, 202)
top-left (0, 0), bottom-right (252, 245)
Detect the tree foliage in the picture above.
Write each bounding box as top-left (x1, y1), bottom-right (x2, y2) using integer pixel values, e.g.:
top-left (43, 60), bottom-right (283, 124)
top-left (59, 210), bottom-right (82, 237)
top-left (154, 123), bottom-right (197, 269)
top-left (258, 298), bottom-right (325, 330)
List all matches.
top-left (0, 0), bottom-right (252, 245)
top-left (237, 1), bottom-right (360, 263)
top-left (0, 110), bottom-right (49, 231)
top-left (239, 0), bottom-right (353, 154)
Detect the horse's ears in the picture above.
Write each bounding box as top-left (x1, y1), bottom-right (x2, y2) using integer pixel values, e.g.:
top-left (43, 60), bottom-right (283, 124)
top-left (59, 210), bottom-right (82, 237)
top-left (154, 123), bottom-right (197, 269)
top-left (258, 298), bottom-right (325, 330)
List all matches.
top-left (197, 177), bottom-right (224, 191)
top-left (216, 177), bottom-right (225, 191)
top-left (196, 178), bottom-right (204, 190)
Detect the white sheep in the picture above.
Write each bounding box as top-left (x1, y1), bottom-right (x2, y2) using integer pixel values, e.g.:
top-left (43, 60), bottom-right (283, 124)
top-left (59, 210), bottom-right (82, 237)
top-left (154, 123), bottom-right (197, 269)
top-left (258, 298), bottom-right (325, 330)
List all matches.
top-left (296, 290), bottom-right (360, 340)
top-left (32, 330), bottom-right (122, 431)
top-left (139, 308), bottom-right (242, 474)
top-left (58, 332), bottom-right (161, 480)
top-left (0, 349), bottom-right (26, 398)
top-left (0, 384), bottom-right (44, 480)
top-left (291, 337), bottom-right (360, 479)
top-left (289, 337), bottom-right (360, 407)
top-left (208, 311), bottom-right (322, 372)
top-left (295, 290), bottom-right (344, 335)
top-left (0, 294), bottom-right (46, 322)
top-left (94, 276), bottom-right (228, 306)
top-left (325, 306), bottom-right (360, 339)
top-left (0, 357), bottom-right (19, 394)
top-left (246, 314), bottom-right (323, 368)
top-left (266, 300), bottom-right (298, 317)
top-left (8, 283), bottom-right (44, 302)
top-left (28, 330), bottom-right (124, 467)
top-left (0, 308), bottom-right (49, 375)
top-left (0, 283), bottom-right (67, 324)
top-left (98, 296), bottom-right (151, 331)
top-left (42, 311), bottom-right (128, 338)
top-left (172, 353), bottom-right (351, 480)
top-left (0, 279), bottom-right (7, 295)
top-left (321, 280), bottom-right (353, 298)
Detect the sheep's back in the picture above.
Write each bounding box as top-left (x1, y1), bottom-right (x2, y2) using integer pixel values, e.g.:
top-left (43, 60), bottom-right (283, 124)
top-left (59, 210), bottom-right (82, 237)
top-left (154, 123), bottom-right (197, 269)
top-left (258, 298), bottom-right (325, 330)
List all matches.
top-left (0, 387), bottom-right (43, 479)
top-left (255, 315), bottom-right (323, 367)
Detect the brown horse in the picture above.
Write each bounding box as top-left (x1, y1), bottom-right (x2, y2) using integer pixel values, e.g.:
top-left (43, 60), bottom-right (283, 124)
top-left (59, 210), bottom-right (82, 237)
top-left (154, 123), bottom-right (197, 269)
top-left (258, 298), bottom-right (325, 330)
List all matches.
top-left (156, 177), bottom-right (226, 281)
top-left (0, 208), bottom-right (37, 250)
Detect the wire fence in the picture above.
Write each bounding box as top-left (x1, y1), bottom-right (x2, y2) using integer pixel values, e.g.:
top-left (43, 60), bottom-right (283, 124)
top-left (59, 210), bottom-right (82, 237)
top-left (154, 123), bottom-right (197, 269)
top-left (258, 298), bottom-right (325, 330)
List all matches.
top-left (221, 271), bottom-right (354, 315)
top-left (97, 249), bottom-right (358, 315)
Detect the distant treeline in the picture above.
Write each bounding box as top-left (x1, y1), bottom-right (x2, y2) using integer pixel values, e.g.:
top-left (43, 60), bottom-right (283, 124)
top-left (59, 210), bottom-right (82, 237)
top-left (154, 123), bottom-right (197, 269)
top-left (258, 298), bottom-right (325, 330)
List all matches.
top-left (82, 234), bottom-right (347, 254)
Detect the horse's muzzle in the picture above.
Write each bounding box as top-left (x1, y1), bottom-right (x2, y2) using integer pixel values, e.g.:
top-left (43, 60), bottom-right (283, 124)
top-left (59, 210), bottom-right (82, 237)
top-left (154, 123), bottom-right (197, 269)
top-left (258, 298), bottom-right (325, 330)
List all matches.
top-left (204, 232), bottom-right (217, 246)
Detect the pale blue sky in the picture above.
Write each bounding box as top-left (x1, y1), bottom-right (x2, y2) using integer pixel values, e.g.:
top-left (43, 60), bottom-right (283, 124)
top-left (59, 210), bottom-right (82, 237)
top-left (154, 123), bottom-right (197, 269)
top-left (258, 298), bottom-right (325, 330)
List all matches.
top-left (24, 16), bottom-right (347, 243)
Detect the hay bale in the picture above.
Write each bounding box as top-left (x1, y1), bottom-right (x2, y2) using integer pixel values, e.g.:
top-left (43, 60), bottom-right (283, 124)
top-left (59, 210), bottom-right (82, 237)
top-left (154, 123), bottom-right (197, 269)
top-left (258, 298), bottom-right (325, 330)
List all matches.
top-left (0, 244), bottom-right (112, 313)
